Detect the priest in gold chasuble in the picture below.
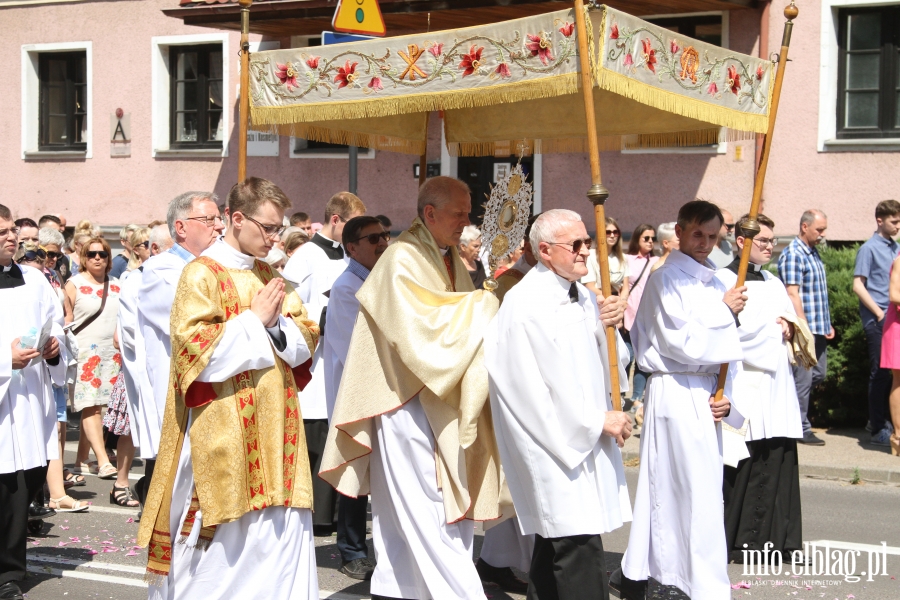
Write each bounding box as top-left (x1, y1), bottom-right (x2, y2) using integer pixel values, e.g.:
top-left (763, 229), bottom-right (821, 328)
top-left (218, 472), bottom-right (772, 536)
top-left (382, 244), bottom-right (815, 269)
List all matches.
top-left (138, 178), bottom-right (320, 600)
top-left (320, 177), bottom-right (506, 600)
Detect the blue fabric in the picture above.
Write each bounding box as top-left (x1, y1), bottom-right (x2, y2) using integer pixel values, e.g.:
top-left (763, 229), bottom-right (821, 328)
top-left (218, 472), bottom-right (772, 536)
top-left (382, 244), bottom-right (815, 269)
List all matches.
top-left (345, 258), bottom-right (371, 283)
top-left (53, 386), bottom-right (67, 422)
top-left (109, 254), bottom-right (128, 279)
top-left (778, 237), bottom-right (831, 335)
top-left (168, 243), bottom-right (194, 264)
top-left (854, 234), bottom-right (899, 328)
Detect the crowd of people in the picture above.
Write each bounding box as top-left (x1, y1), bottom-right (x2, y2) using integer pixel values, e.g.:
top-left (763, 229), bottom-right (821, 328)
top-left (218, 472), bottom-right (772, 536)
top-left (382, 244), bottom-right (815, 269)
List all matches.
top-left (1, 180), bottom-right (898, 600)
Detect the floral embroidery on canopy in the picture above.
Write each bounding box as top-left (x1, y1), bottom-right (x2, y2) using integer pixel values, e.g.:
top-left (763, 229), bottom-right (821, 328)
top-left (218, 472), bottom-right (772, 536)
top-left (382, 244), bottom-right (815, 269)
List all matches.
top-left (275, 63), bottom-right (300, 90)
top-left (525, 33), bottom-right (554, 66)
top-left (459, 45), bottom-right (484, 77)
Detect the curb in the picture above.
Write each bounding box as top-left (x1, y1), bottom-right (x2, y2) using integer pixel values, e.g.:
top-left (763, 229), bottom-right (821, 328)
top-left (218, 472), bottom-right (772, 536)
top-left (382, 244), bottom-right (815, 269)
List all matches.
top-left (621, 451), bottom-right (900, 485)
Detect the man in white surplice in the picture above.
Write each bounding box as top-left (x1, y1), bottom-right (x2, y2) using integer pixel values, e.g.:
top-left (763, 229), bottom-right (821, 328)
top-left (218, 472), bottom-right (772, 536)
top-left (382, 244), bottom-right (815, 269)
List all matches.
top-left (0, 204), bottom-right (69, 600)
top-left (135, 192), bottom-right (223, 505)
top-left (618, 200), bottom-right (746, 600)
top-left (485, 209), bottom-right (632, 600)
top-left (282, 191), bottom-right (365, 533)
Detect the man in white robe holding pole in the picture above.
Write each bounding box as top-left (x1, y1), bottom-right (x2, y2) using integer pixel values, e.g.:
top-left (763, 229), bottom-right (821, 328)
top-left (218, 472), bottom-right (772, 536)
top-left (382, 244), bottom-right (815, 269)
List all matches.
top-left (617, 200), bottom-right (746, 600)
top-left (0, 203), bottom-right (69, 600)
top-left (135, 192), bottom-right (224, 506)
top-left (485, 209), bottom-right (632, 600)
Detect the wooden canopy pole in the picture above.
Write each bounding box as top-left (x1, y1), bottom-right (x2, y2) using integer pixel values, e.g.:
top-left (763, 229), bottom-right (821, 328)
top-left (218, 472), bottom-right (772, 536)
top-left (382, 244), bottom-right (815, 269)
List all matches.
top-left (713, 1), bottom-right (798, 403)
top-left (573, 0), bottom-right (621, 411)
top-left (419, 115), bottom-right (429, 186)
top-left (238, 0), bottom-right (253, 183)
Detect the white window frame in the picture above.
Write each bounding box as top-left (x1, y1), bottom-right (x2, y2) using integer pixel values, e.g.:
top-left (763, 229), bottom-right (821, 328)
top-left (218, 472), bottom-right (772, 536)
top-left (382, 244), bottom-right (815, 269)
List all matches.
top-left (621, 10), bottom-right (729, 155)
top-left (21, 41), bottom-right (92, 159)
top-left (151, 33), bottom-right (229, 158)
top-left (818, 0), bottom-right (900, 152)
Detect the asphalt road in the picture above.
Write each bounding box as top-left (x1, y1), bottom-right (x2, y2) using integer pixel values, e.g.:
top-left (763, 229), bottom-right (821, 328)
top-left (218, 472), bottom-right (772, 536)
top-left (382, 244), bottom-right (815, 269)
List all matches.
top-left (20, 444), bottom-right (900, 600)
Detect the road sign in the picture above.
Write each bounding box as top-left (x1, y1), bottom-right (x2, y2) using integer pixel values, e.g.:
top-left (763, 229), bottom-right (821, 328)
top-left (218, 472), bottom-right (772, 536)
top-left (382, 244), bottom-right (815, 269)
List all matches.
top-left (332, 0), bottom-right (385, 37)
top-left (321, 31), bottom-right (375, 46)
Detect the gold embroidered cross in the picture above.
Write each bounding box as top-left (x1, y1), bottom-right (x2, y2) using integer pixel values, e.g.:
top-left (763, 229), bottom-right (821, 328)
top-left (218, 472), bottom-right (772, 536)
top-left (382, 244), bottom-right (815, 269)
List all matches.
top-left (398, 44), bottom-right (427, 81)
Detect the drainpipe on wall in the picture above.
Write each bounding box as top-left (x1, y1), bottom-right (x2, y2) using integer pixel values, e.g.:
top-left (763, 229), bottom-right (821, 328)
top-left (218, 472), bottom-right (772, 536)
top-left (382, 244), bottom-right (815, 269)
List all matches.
top-left (755, 0), bottom-right (771, 173)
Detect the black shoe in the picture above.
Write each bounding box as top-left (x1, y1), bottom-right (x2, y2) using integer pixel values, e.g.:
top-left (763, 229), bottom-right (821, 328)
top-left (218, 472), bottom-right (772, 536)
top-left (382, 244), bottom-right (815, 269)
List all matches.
top-left (475, 558), bottom-right (529, 595)
top-left (312, 524), bottom-right (334, 537)
top-left (339, 557), bottom-right (375, 580)
top-left (28, 501), bottom-right (55, 521)
top-left (0, 582), bottom-right (24, 600)
top-left (798, 432), bottom-right (825, 446)
top-left (608, 567), bottom-right (647, 600)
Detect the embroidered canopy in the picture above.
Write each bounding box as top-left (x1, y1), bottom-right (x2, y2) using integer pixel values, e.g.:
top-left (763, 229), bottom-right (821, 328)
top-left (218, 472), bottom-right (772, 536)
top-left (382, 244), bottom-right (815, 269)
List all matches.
top-left (249, 5), bottom-right (774, 156)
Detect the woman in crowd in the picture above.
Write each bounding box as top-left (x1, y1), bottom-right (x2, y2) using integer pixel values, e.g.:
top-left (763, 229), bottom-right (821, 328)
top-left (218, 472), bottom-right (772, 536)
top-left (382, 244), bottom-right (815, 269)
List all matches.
top-left (125, 227), bottom-right (151, 274)
top-left (67, 222), bottom-right (95, 277)
top-left (624, 224), bottom-right (659, 412)
top-left (282, 230), bottom-right (309, 258)
top-left (651, 222), bottom-right (678, 272)
top-left (583, 217), bottom-right (630, 300)
top-left (459, 225), bottom-right (486, 288)
top-left (65, 237), bottom-right (121, 481)
top-left (880, 252), bottom-right (900, 456)
top-left (494, 241), bottom-right (524, 278)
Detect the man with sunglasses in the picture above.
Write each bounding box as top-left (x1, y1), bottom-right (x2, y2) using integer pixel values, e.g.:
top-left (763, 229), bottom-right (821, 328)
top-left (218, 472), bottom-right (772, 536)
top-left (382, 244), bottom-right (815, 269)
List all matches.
top-left (709, 207), bottom-right (736, 269)
top-left (321, 215), bottom-right (388, 581)
top-left (135, 191), bottom-right (224, 509)
top-left (616, 200), bottom-right (746, 600)
top-left (0, 204), bottom-right (70, 600)
top-left (282, 191), bottom-right (366, 535)
top-left (139, 177), bottom-right (320, 599)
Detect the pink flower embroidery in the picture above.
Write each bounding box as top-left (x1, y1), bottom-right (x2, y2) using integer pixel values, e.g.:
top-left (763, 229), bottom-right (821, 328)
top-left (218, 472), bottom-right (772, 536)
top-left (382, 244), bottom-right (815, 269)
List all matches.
top-left (559, 22), bottom-right (575, 38)
top-left (624, 53), bottom-right (633, 67)
top-left (670, 39), bottom-right (680, 54)
top-left (275, 63), bottom-right (299, 90)
top-left (526, 34), bottom-right (554, 66)
top-left (727, 65), bottom-right (741, 95)
top-left (428, 42), bottom-right (443, 57)
top-left (305, 56), bottom-right (320, 70)
top-left (495, 63), bottom-right (511, 78)
top-left (458, 45), bottom-right (484, 77)
top-left (78, 286), bottom-right (92, 295)
top-left (334, 60), bottom-right (359, 88)
top-left (756, 65), bottom-right (764, 80)
top-left (707, 82), bottom-right (718, 95)
top-left (610, 23), bottom-right (619, 40)
top-left (368, 77), bottom-right (384, 91)
top-left (641, 39), bottom-right (656, 73)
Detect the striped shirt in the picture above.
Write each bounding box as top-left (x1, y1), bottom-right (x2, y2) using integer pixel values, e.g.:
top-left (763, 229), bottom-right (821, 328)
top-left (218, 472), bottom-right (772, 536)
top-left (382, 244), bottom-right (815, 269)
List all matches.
top-left (777, 236), bottom-right (831, 335)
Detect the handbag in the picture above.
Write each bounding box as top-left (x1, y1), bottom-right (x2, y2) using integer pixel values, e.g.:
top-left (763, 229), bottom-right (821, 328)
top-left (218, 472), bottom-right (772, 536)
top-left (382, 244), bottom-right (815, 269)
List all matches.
top-left (72, 277), bottom-right (110, 336)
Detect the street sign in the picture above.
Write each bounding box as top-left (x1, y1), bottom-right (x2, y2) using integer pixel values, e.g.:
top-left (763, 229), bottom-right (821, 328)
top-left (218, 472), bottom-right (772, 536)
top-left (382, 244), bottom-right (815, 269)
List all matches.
top-left (332, 0), bottom-right (385, 37)
top-left (321, 31), bottom-right (375, 46)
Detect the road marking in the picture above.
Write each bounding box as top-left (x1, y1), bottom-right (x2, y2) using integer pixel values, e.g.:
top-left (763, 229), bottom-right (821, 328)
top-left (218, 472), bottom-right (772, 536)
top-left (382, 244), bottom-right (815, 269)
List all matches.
top-left (75, 504), bottom-right (140, 515)
top-left (26, 565), bottom-right (148, 588)
top-left (28, 554), bottom-right (145, 575)
top-left (807, 540), bottom-right (900, 556)
top-left (67, 470), bottom-right (142, 481)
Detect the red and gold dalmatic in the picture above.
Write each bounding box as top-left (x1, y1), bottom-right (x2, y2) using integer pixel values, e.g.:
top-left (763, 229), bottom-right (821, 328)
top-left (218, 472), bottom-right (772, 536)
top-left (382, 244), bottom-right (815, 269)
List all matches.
top-left (137, 256), bottom-right (319, 583)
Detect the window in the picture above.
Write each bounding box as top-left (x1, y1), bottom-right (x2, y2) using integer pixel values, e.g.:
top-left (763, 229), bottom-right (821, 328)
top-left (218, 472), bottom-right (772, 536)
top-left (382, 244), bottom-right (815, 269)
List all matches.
top-left (169, 45), bottom-right (223, 149)
top-left (647, 14), bottom-right (723, 47)
top-left (837, 7), bottom-right (900, 139)
top-left (38, 52), bottom-right (87, 151)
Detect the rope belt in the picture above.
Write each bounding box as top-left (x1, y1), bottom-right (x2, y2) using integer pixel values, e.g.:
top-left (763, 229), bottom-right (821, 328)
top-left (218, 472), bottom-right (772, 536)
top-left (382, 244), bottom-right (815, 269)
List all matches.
top-left (650, 371), bottom-right (718, 378)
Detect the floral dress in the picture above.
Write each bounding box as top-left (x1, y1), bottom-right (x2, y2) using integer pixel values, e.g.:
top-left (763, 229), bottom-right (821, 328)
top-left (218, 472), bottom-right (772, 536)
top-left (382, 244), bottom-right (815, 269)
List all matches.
top-left (102, 371), bottom-right (130, 435)
top-left (70, 274), bottom-right (121, 411)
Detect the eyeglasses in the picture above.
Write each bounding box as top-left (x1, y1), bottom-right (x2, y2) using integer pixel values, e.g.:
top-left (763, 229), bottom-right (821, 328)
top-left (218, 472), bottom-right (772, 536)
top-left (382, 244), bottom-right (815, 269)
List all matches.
top-left (605, 229), bottom-right (621, 237)
top-left (641, 235), bottom-right (657, 242)
top-left (753, 237), bottom-right (779, 248)
top-left (0, 227), bottom-right (20, 238)
top-left (244, 215), bottom-right (285, 239)
top-left (725, 223), bottom-right (736, 232)
top-left (86, 250), bottom-right (109, 260)
top-left (134, 241), bottom-right (150, 250)
top-left (184, 215), bottom-right (224, 228)
top-left (549, 237), bottom-right (592, 254)
top-left (350, 231), bottom-right (391, 245)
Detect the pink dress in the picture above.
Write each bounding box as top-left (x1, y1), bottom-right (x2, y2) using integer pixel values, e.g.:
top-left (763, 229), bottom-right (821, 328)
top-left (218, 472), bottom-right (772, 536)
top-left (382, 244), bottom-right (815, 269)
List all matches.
top-left (881, 298), bottom-right (900, 369)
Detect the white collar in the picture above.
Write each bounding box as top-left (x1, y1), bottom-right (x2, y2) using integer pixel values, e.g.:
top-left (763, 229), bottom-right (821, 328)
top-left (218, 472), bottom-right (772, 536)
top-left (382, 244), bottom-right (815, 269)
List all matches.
top-left (317, 231), bottom-right (341, 248)
top-left (1, 262), bottom-right (11, 273)
top-left (534, 262), bottom-right (579, 305)
top-left (667, 249), bottom-right (717, 283)
top-left (201, 238), bottom-right (257, 270)
top-left (511, 255), bottom-right (534, 276)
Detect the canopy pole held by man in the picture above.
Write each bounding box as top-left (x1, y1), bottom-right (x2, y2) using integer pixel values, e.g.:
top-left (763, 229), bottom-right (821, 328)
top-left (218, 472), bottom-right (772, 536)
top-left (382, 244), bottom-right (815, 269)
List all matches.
top-left (238, 0), bottom-right (252, 183)
top-left (574, 0), bottom-right (621, 411)
top-left (714, 0), bottom-right (799, 402)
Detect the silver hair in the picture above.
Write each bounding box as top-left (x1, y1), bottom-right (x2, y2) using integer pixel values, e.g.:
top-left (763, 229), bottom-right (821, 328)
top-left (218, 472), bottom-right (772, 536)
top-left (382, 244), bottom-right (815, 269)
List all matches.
top-left (800, 209), bottom-right (826, 228)
top-left (459, 225), bottom-right (481, 247)
top-left (417, 177), bottom-right (471, 220)
top-left (263, 247), bottom-right (288, 266)
top-left (529, 209), bottom-right (583, 266)
top-left (149, 224), bottom-right (173, 251)
top-left (38, 227), bottom-right (65, 247)
top-left (657, 221), bottom-right (677, 242)
top-left (167, 191), bottom-right (218, 240)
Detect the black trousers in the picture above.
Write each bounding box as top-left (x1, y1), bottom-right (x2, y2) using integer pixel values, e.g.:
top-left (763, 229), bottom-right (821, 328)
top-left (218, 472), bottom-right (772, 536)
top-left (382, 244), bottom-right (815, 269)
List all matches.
top-left (0, 465), bottom-right (49, 586)
top-left (304, 419), bottom-right (337, 528)
top-left (134, 458), bottom-right (156, 507)
top-left (527, 534), bottom-right (610, 600)
top-left (336, 495), bottom-right (370, 562)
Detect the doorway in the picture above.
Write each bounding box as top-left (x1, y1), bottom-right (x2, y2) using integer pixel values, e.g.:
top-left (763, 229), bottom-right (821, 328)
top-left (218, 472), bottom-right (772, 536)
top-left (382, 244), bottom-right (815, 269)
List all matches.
top-left (457, 155), bottom-right (535, 226)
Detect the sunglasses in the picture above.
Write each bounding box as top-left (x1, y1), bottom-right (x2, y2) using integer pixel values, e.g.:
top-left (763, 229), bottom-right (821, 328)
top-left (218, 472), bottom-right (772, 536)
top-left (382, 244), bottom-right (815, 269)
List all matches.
top-left (549, 237), bottom-right (593, 254)
top-left (642, 235), bottom-right (657, 242)
top-left (605, 229), bottom-right (621, 237)
top-left (725, 224), bottom-right (736, 232)
top-left (350, 231), bottom-right (391, 245)
top-left (134, 241), bottom-right (150, 250)
top-left (45, 251), bottom-right (62, 259)
top-left (86, 250), bottom-right (109, 259)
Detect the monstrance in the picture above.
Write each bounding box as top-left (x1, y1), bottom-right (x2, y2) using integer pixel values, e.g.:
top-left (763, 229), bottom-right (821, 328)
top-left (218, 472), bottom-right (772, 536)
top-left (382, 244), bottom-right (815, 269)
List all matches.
top-left (480, 160), bottom-right (533, 292)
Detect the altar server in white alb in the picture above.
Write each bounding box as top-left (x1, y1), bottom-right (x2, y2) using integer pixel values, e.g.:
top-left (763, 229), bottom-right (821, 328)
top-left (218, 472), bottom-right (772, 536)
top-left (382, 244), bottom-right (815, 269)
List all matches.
top-left (0, 203), bottom-right (69, 600)
top-left (282, 191), bottom-right (365, 533)
top-left (485, 209), bottom-right (632, 600)
top-left (618, 200), bottom-right (746, 600)
top-left (322, 215), bottom-right (389, 581)
top-left (716, 214), bottom-right (803, 562)
top-left (135, 192), bottom-right (223, 505)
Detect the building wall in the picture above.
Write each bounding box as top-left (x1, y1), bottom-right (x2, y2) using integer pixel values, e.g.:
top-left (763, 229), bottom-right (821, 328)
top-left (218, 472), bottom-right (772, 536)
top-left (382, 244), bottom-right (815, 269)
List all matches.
top-left (2, 0), bottom-right (896, 239)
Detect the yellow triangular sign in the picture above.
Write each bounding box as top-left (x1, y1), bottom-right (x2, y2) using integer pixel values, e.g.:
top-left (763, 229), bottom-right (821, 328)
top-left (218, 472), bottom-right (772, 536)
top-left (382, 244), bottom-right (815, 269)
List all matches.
top-left (332, 0), bottom-right (386, 37)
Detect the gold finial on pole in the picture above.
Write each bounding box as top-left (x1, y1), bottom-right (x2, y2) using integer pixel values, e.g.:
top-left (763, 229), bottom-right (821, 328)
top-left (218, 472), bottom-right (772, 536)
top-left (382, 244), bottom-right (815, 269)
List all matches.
top-left (713, 1), bottom-right (798, 403)
top-left (238, 0), bottom-right (253, 183)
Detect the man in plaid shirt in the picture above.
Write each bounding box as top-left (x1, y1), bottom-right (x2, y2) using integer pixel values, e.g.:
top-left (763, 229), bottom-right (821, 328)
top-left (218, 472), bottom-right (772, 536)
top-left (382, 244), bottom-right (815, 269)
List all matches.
top-left (778, 209), bottom-right (832, 446)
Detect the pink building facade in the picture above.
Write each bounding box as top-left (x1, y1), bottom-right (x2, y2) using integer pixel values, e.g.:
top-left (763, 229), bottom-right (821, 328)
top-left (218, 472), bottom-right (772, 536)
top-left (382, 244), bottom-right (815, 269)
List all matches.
top-left (2, 0), bottom-right (898, 240)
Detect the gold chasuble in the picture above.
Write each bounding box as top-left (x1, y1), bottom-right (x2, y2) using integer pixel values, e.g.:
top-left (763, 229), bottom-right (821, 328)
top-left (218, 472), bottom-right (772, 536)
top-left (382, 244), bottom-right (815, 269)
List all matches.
top-left (138, 257), bottom-right (319, 582)
top-left (320, 217), bottom-right (507, 523)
